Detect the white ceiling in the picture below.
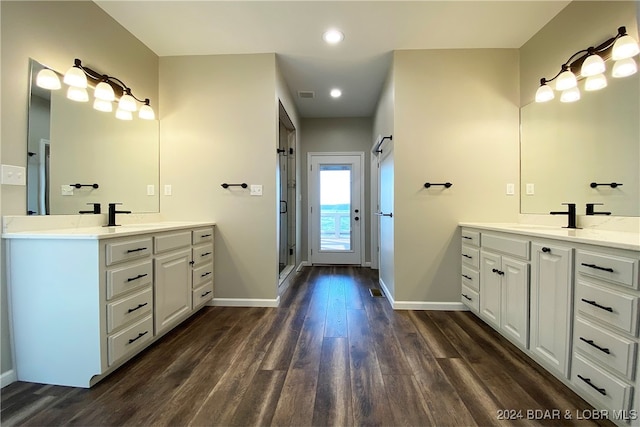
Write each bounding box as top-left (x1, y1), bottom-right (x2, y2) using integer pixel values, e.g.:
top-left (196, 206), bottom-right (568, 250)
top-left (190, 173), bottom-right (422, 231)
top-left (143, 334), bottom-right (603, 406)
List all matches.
top-left (94, 0), bottom-right (570, 118)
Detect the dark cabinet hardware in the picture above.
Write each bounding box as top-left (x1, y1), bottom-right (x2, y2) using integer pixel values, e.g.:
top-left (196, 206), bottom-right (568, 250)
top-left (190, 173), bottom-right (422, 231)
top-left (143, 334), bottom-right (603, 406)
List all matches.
top-left (200, 234), bottom-right (212, 238)
top-left (221, 183), bottom-right (247, 189)
top-left (126, 273), bottom-right (148, 282)
top-left (579, 337), bottom-right (611, 354)
top-left (201, 252), bottom-right (212, 257)
top-left (590, 182), bottom-right (623, 188)
top-left (276, 148), bottom-right (286, 154)
top-left (79, 203), bottom-right (101, 214)
top-left (462, 294), bottom-right (472, 301)
top-left (550, 203), bottom-right (578, 229)
top-left (355, 209), bottom-right (359, 213)
top-left (127, 303), bottom-right (148, 313)
top-left (462, 236), bottom-right (472, 240)
top-left (70, 183), bottom-right (99, 189)
top-left (542, 247), bottom-right (551, 253)
top-left (424, 182), bottom-right (453, 188)
top-left (373, 135), bottom-right (393, 154)
top-left (126, 247), bottom-right (148, 254)
top-left (189, 260), bottom-right (195, 265)
top-left (577, 375), bottom-right (607, 396)
top-left (492, 268), bottom-right (505, 276)
top-left (374, 212), bottom-right (393, 218)
top-left (581, 263), bottom-right (614, 273)
top-left (462, 254), bottom-right (472, 259)
top-left (462, 274), bottom-right (473, 280)
top-left (128, 330), bottom-right (148, 344)
top-left (581, 298), bottom-right (614, 312)
top-left (106, 203), bottom-right (131, 227)
top-left (586, 203), bottom-right (611, 216)
top-left (201, 271), bottom-right (212, 278)
top-left (355, 216), bottom-right (360, 221)
top-left (201, 290), bottom-right (212, 297)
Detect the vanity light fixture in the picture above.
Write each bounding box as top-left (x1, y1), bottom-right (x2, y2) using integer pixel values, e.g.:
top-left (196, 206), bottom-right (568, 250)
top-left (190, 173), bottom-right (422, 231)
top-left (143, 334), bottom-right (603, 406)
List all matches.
top-left (66, 86), bottom-right (89, 102)
top-left (323, 29), bottom-right (344, 45)
top-left (63, 60), bottom-right (88, 88)
top-left (35, 68), bottom-right (61, 90)
top-left (330, 88), bottom-right (342, 98)
top-left (535, 26), bottom-right (639, 103)
top-left (93, 98), bottom-right (113, 113)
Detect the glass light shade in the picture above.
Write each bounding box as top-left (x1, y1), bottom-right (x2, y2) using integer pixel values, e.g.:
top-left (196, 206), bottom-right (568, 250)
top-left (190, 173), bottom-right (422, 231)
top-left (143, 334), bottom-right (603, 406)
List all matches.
top-left (94, 81), bottom-right (115, 101)
top-left (93, 98), bottom-right (113, 112)
top-left (612, 57), bottom-right (637, 78)
top-left (555, 70), bottom-right (577, 91)
top-left (66, 86), bottom-right (89, 102)
top-left (560, 87), bottom-right (580, 103)
top-left (36, 69), bottom-right (61, 90)
top-left (138, 104), bottom-right (155, 120)
top-left (330, 88), bottom-right (342, 98)
top-left (115, 108), bottom-right (133, 121)
top-left (535, 84), bottom-right (554, 102)
top-left (584, 73), bottom-right (607, 91)
top-left (118, 93), bottom-right (137, 112)
top-left (612, 35), bottom-right (640, 60)
top-left (580, 54), bottom-right (605, 77)
top-left (63, 66), bottom-right (87, 88)
top-left (322, 29), bottom-right (344, 44)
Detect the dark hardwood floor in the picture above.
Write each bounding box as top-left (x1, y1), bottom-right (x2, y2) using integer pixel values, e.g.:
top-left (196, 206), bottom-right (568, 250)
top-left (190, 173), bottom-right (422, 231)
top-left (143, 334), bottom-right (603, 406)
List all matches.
top-left (1, 266), bottom-right (610, 426)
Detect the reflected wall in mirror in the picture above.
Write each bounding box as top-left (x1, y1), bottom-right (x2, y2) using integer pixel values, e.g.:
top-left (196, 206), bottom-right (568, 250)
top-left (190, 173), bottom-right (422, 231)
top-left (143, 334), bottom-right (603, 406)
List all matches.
top-left (27, 59), bottom-right (160, 215)
top-left (520, 70), bottom-right (639, 217)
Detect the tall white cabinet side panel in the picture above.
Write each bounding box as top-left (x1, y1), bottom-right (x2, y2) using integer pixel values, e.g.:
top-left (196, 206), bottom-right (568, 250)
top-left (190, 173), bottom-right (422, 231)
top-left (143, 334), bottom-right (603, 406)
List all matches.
top-left (530, 242), bottom-right (573, 378)
top-left (7, 239), bottom-right (102, 387)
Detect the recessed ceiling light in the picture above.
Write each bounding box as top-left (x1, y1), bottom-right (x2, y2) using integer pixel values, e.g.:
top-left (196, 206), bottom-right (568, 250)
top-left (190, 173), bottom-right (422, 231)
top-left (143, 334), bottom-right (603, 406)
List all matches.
top-left (330, 88), bottom-right (342, 98)
top-left (323, 29), bottom-right (344, 45)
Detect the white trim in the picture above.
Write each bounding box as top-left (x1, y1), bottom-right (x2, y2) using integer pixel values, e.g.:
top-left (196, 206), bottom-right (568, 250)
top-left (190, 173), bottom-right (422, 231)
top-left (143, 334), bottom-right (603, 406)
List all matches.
top-left (363, 261), bottom-right (371, 268)
top-left (296, 261), bottom-right (310, 272)
top-left (392, 301), bottom-right (468, 311)
top-left (210, 296), bottom-right (280, 308)
top-left (379, 276), bottom-right (393, 307)
top-left (1, 369), bottom-right (17, 388)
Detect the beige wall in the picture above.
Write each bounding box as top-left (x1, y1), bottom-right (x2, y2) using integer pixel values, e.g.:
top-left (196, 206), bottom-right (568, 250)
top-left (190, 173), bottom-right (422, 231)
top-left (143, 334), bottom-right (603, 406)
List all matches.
top-left (299, 117), bottom-right (373, 263)
top-left (0, 1), bottom-right (158, 378)
top-left (392, 49), bottom-right (520, 304)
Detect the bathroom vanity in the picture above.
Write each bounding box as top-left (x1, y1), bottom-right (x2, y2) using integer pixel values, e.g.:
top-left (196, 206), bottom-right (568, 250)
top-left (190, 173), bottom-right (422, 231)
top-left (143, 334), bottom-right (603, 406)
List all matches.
top-left (3, 222), bottom-right (215, 388)
top-left (460, 223), bottom-right (640, 425)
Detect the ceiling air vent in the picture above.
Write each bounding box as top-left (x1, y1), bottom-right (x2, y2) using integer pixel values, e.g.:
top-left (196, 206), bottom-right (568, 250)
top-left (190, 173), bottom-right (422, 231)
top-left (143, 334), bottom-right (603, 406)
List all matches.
top-left (297, 90), bottom-right (315, 99)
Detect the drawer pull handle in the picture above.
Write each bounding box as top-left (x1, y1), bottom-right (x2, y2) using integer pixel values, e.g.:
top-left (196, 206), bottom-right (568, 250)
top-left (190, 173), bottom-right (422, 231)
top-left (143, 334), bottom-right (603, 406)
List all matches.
top-left (577, 374), bottom-right (607, 396)
top-left (201, 271), bottom-right (212, 278)
top-left (462, 236), bottom-right (472, 240)
top-left (128, 330), bottom-right (149, 344)
top-left (200, 234), bottom-right (212, 238)
top-left (542, 247), bottom-right (551, 253)
top-left (462, 254), bottom-right (472, 259)
top-left (581, 298), bottom-right (614, 313)
top-left (462, 274), bottom-right (473, 280)
top-left (201, 290), bottom-right (212, 297)
top-left (581, 263), bottom-right (614, 273)
top-left (126, 247), bottom-right (148, 253)
top-left (579, 337), bottom-right (611, 354)
top-left (127, 302), bottom-right (148, 313)
top-left (201, 252), bottom-right (212, 257)
top-left (492, 268), bottom-right (505, 276)
top-left (461, 293), bottom-right (472, 301)
top-left (126, 273), bottom-right (148, 283)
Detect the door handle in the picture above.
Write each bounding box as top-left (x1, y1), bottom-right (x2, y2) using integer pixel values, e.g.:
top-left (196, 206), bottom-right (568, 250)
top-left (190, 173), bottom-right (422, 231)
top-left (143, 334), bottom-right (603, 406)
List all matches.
top-left (374, 212), bottom-right (393, 218)
top-left (280, 200), bottom-right (288, 214)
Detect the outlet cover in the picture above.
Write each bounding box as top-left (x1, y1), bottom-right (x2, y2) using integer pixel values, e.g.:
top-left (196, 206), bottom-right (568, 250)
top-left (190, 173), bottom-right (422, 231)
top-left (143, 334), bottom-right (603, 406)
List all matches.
top-left (147, 184), bottom-right (155, 196)
top-left (1, 164), bottom-right (26, 186)
top-left (164, 184), bottom-right (172, 196)
top-left (250, 185), bottom-right (263, 196)
top-left (526, 183), bottom-right (535, 195)
top-left (506, 183), bottom-right (515, 195)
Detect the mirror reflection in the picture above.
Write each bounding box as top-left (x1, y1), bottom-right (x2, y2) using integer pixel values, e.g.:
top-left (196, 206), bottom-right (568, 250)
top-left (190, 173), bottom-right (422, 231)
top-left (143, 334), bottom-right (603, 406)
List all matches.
top-left (520, 70), bottom-right (639, 217)
top-left (27, 59), bottom-right (160, 215)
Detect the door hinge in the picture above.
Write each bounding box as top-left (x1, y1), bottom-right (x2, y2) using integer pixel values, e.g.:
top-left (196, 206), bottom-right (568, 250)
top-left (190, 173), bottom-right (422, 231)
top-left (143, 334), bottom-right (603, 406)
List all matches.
top-left (310, 206), bottom-right (313, 213)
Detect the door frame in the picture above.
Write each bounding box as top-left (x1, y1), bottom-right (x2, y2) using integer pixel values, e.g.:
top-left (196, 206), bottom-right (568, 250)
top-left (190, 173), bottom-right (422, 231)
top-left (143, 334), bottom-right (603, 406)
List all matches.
top-left (307, 151), bottom-right (365, 266)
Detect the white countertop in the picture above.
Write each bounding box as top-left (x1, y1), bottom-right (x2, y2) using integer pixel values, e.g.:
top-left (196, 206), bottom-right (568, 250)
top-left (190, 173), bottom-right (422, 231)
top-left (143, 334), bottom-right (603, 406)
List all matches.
top-left (460, 222), bottom-right (640, 252)
top-left (1, 221), bottom-right (216, 240)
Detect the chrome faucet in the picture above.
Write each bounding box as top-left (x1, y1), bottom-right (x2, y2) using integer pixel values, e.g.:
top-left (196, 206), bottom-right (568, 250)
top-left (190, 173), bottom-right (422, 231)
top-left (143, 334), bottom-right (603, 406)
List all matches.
top-left (550, 203), bottom-right (578, 229)
top-left (106, 203), bottom-right (131, 227)
top-left (586, 203), bottom-right (611, 216)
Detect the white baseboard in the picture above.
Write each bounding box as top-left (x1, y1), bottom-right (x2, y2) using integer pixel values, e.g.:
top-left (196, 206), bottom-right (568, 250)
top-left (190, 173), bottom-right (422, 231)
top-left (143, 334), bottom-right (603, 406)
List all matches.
top-left (296, 261), bottom-right (310, 272)
top-left (211, 296), bottom-right (280, 308)
top-left (1, 369), bottom-right (17, 388)
top-left (377, 277), bottom-right (467, 311)
top-left (362, 261), bottom-right (371, 267)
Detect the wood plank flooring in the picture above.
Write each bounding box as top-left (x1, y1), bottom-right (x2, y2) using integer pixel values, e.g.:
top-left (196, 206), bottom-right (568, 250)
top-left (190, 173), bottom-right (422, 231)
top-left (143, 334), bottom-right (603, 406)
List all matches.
top-left (1, 266), bottom-right (612, 426)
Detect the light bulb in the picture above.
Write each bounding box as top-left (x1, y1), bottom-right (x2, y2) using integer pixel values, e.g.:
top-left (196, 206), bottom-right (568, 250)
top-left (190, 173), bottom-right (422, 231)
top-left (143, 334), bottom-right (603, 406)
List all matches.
top-left (115, 108), bottom-right (133, 120)
top-left (580, 54), bottom-right (605, 77)
top-left (118, 93), bottom-right (137, 112)
top-left (323, 29), bottom-right (344, 44)
top-left (138, 104), bottom-right (155, 120)
top-left (94, 81), bottom-right (115, 101)
top-left (330, 88), bottom-right (342, 98)
top-left (612, 34), bottom-right (640, 60)
top-left (584, 74), bottom-right (607, 91)
top-left (560, 87), bottom-right (580, 103)
top-left (93, 98), bottom-right (113, 112)
top-left (535, 84), bottom-right (554, 103)
top-left (63, 66), bottom-right (87, 88)
top-left (66, 86), bottom-right (89, 102)
top-left (36, 69), bottom-right (61, 90)
top-left (612, 57), bottom-right (637, 78)
top-left (555, 69), bottom-right (577, 91)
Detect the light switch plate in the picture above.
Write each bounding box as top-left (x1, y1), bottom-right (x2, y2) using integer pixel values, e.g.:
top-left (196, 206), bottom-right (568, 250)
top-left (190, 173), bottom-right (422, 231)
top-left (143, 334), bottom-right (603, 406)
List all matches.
top-left (147, 185), bottom-right (155, 196)
top-left (250, 184), bottom-right (263, 196)
top-left (164, 184), bottom-right (172, 196)
top-left (506, 183), bottom-right (515, 195)
top-left (1, 164), bottom-right (26, 186)
top-left (526, 183), bottom-right (535, 195)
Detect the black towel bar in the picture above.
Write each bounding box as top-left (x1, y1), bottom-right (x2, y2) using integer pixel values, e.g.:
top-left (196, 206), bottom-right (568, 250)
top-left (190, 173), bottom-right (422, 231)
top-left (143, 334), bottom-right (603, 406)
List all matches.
top-left (221, 183), bottom-right (248, 189)
top-left (424, 182), bottom-right (452, 188)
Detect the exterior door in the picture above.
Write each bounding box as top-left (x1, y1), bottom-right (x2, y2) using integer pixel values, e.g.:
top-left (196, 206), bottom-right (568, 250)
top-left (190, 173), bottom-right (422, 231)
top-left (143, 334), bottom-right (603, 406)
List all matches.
top-left (309, 153), bottom-right (364, 265)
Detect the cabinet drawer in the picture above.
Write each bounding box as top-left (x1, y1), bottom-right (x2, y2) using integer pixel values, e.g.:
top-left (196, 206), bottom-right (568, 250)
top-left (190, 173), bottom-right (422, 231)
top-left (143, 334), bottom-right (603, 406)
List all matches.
top-left (462, 246), bottom-right (479, 269)
top-left (572, 353), bottom-right (633, 413)
top-left (107, 315), bottom-right (153, 366)
top-left (192, 227), bottom-right (214, 245)
top-left (106, 260), bottom-right (153, 300)
top-left (105, 237), bottom-right (152, 266)
top-left (482, 234), bottom-right (529, 260)
top-left (193, 263), bottom-right (214, 288)
top-left (461, 284), bottom-right (479, 312)
top-left (193, 282), bottom-right (214, 309)
top-left (461, 265), bottom-right (479, 291)
top-left (577, 250), bottom-right (639, 290)
top-left (576, 281), bottom-right (639, 336)
top-left (461, 229), bottom-right (480, 247)
top-left (154, 231), bottom-right (191, 254)
top-left (107, 287), bottom-right (153, 334)
top-left (193, 244), bottom-right (214, 266)
top-left (574, 317), bottom-right (637, 381)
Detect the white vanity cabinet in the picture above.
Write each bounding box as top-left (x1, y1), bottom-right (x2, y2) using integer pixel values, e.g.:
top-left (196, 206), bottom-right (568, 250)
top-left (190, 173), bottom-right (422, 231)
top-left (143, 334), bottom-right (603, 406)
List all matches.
top-left (191, 227), bottom-right (215, 310)
top-left (460, 229), bottom-right (480, 312)
top-left (4, 222), bottom-right (215, 388)
top-left (530, 241), bottom-right (573, 378)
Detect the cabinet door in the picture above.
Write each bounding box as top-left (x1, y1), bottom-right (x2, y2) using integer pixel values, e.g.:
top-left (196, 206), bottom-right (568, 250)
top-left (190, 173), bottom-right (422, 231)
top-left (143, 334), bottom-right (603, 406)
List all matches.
top-left (480, 251), bottom-right (501, 329)
top-left (501, 257), bottom-right (529, 348)
top-left (155, 248), bottom-right (192, 334)
top-left (530, 242), bottom-right (573, 378)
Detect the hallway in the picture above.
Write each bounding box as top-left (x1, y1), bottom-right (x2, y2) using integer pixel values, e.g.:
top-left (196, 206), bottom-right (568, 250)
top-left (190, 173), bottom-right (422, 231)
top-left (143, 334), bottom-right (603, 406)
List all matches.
top-left (1, 267), bottom-right (607, 426)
